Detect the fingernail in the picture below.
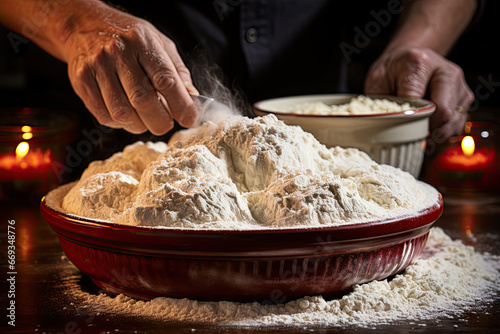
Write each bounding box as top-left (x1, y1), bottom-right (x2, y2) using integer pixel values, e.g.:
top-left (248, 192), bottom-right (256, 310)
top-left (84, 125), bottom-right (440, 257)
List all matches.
top-left (185, 81), bottom-right (199, 95)
top-left (400, 93), bottom-right (422, 99)
top-left (179, 115), bottom-right (194, 128)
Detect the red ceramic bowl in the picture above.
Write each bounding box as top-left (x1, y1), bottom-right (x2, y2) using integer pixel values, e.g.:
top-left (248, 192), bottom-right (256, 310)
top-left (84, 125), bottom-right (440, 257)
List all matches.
top-left (40, 183), bottom-right (443, 303)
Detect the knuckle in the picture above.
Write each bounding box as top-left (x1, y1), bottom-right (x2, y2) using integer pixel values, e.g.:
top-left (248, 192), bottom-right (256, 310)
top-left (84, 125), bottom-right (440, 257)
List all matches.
top-left (162, 37), bottom-right (177, 50)
top-left (74, 64), bottom-right (91, 83)
top-left (110, 106), bottom-right (132, 122)
top-left (399, 72), bottom-right (426, 94)
top-left (151, 70), bottom-right (176, 91)
top-left (127, 25), bottom-right (143, 39)
top-left (448, 63), bottom-right (464, 80)
top-left (71, 57), bottom-right (92, 82)
top-left (92, 47), bottom-right (110, 66)
top-left (70, 67), bottom-right (95, 99)
top-left (109, 97), bottom-right (133, 122)
top-left (108, 37), bottom-right (125, 57)
top-left (405, 48), bottom-right (431, 65)
top-left (465, 90), bottom-right (475, 105)
top-left (401, 49), bottom-right (431, 78)
top-left (124, 24), bottom-right (147, 46)
top-left (128, 86), bottom-right (151, 108)
top-left (176, 64), bottom-right (191, 78)
top-left (368, 65), bottom-right (384, 81)
top-left (408, 60), bottom-right (428, 79)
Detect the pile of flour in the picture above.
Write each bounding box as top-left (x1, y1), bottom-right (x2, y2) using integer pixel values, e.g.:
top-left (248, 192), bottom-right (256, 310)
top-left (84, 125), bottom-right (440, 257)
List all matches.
top-left (69, 227), bottom-right (500, 327)
top-left (287, 95), bottom-right (413, 115)
top-left (61, 114), bottom-right (436, 229)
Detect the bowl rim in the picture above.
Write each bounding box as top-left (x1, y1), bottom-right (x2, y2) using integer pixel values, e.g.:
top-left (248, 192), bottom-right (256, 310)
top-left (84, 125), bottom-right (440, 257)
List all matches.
top-left (40, 181), bottom-right (443, 244)
top-left (252, 94), bottom-right (436, 118)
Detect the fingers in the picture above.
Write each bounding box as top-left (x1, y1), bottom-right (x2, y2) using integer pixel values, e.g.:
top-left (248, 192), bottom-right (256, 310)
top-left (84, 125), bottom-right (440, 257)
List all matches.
top-left (66, 16), bottom-right (198, 135)
top-left (97, 68), bottom-right (154, 135)
top-left (139, 38), bottom-right (198, 128)
top-left (393, 50), bottom-right (434, 99)
top-left (364, 48), bottom-right (474, 140)
top-left (68, 56), bottom-right (125, 130)
top-left (364, 61), bottom-right (393, 95)
top-left (68, 49), bottom-right (152, 134)
top-left (117, 59), bottom-right (174, 135)
top-left (164, 41), bottom-right (199, 96)
top-left (365, 49), bottom-right (435, 98)
top-left (428, 64), bottom-right (474, 138)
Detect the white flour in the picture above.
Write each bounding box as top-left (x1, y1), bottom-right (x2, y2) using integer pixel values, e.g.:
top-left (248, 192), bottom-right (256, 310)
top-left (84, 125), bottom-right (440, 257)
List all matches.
top-left (68, 227), bottom-right (500, 327)
top-left (286, 95), bottom-right (413, 115)
top-left (61, 115), bottom-right (437, 229)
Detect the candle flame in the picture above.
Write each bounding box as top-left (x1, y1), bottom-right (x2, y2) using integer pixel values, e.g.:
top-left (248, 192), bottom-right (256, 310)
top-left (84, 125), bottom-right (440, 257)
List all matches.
top-left (16, 142), bottom-right (30, 159)
top-left (0, 143), bottom-right (53, 173)
top-left (22, 132), bottom-right (33, 140)
top-left (461, 136), bottom-right (475, 157)
top-left (21, 125), bottom-right (33, 140)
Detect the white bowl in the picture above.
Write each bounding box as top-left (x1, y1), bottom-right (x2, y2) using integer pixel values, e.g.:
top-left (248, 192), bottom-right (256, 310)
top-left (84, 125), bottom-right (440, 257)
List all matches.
top-left (253, 94), bottom-right (436, 178)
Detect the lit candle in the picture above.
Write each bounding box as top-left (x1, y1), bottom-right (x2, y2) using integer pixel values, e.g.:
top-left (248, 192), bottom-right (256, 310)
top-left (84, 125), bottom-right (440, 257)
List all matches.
top-left (0, 141), bottom-right (54, 181)
top-left (427, 129), bottom-right (499, 191)
top-left (462, 136), bottom-right (474, 156)
top-left (0, 108), bottom-right (79, 200)
top-left (442, 136), bottom-right (493, 171)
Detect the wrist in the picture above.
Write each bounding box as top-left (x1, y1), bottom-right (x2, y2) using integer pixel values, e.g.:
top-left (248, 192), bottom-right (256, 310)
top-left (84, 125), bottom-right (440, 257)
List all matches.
top-left (56, 0), bottom-right (106, 62)
top-left (383, 29), bottom-right (437, 56)
top-left (385, 0), bottom-right (478, 56)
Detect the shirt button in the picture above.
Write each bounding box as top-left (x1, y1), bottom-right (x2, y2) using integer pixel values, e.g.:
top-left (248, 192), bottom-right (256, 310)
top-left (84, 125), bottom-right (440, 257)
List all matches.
top-left (245, 27), bottom-right (259, 43)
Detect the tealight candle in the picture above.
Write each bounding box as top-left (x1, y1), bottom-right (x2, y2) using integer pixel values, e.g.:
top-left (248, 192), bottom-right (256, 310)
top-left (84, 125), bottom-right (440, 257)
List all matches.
top-left (439, 135), bottom-right (495, 173)
top-left (0, 141), bottom-right (54, 181)
top-left (0, 108), bottom-right (78, 201)
top-left (421, 120), bottom-right (499, 193)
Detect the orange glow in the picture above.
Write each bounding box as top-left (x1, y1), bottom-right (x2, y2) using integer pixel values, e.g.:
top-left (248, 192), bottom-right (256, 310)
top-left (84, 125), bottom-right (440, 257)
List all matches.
top-left (16, 142), bottom-right (30, 159)
top-left (22, 132), bottom-right (33, 140)
top-left (21, 125), bottom-right (33, 140)
top-left (0, 142), bottom-right (53, 171)
top-left (461, 136), bottom-right (475, 157)
top-left (464, 122), bottom-right (472, 134)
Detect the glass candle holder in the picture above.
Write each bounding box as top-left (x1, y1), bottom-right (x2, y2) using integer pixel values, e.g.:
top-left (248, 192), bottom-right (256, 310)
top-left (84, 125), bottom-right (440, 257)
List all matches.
top-left (421, 120), bottom-right (499, 195)
top-left (0, 108), bottom-right (79, 202)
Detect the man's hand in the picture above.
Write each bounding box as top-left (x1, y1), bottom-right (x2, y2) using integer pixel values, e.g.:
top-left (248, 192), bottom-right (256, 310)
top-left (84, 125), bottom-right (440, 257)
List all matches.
top-left (365, 47), bottom-right (474, 139)
top-left (62, 2), bottom-right (198, 135)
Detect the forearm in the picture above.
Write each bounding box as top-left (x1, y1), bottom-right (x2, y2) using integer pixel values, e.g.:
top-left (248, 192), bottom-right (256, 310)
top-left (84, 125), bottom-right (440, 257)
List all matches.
top-left (0, 0), bottom-right (104, 61)
top-left (386, 0), bottom-right (478, 55)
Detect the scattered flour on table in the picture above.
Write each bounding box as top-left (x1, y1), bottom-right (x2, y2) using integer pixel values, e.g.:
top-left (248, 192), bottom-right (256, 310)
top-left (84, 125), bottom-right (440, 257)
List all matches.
top-left (54, 111), bottom-right (499, 327)
top-left (68, 227), bottom-right (500, 327)
top-left (285, 95), bottom-right (414, 115)
top-left (60, 114), bottom-right (436, 229)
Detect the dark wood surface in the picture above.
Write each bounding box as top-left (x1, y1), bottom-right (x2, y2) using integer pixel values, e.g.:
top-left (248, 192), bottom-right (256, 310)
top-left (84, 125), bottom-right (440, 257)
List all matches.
top-left (1, 190), bottom-right (499, 334)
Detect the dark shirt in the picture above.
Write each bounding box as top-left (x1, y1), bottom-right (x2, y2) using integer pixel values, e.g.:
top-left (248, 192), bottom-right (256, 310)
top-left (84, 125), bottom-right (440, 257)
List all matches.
top-left (115, 0), bottom-right (400, 103)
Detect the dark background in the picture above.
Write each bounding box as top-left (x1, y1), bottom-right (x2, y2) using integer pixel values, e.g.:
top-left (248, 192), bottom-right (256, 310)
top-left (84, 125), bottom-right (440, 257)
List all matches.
top-left (1, 0), bottom-right (499, 182)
